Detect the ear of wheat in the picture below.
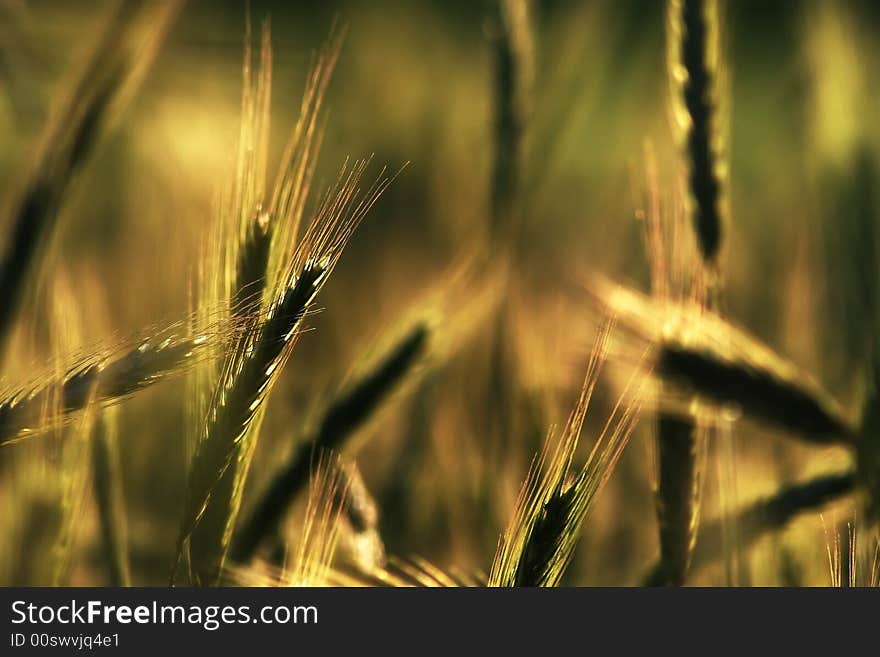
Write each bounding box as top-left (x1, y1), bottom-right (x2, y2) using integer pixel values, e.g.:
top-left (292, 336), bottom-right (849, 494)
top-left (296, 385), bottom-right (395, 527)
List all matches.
top-left (175, 24), bottom-right (391, 586)
top-left (228, 449), bottom-right (350, 587)
top-left (489, 322), bottom-right (642, 587)
top-left (0, 328), bottom-right (215, 446)
top-left (668, 0), bottom-right (725, 271)
top-left (178, 159), bottom-right (390, 585)
top-left (595, 281), bottom-right (857, 445)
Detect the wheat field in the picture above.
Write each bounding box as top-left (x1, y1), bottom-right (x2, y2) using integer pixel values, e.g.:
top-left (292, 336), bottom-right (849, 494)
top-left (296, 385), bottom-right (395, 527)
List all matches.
top-left (0, 0), bottom-right (878, 588)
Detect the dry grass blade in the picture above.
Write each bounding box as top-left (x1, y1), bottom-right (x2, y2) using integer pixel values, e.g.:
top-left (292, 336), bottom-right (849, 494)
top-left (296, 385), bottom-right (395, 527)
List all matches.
top-left (230, 322), bottom-right (428, 563)
top-left (489, 323), bottom-right (643, 587)
top-left (0, 0), bottom-right (182, 352)
top-left (642, 470), bottom-right (857, 586)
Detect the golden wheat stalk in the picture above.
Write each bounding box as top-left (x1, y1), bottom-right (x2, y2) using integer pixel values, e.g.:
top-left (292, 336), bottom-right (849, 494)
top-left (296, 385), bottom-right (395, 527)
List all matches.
top-left (228, 449), bottom-right (350, 587)
top-left (0, 327), bottom-right (215, 446)
top-left (595, 281), bottom-right (857, 445)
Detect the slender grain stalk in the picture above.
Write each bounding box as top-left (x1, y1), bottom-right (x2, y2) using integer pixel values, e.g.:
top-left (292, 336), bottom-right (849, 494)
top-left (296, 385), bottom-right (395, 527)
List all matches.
top-left (655, 0), bottom-right (727, 586)
top-left (486, 0), bottom-right (534, 549)
top-left (641, 150), bottom-right (704, 586)
top-left (330, 458), bottom-right (386, 572)
top-left (90, 407), bottom-right (130, 586)
top-left (643, 470), bottom-right (856, 585)
top-left (230, 323), bottom-right (428, 563)
top-left (857, 356), bottom-right (880, 519)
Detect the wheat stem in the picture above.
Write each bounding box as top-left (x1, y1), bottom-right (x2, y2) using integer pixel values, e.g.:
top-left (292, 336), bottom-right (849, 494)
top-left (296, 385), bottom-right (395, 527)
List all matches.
top-left (643, 470), bottom-right (856, 585)
top-left (490, 325), bottom-right (642, 586)
top-left (90, 408), bottom-right (130, 586)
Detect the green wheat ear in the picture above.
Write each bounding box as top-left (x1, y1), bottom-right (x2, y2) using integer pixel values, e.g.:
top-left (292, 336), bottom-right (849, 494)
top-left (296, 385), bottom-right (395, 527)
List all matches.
top-left (179, 159), bottom-right (390, 586)
top-left (668, 0), bottom-right (726, 270)
top-left (489, 323), bottom-right (643, 587)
